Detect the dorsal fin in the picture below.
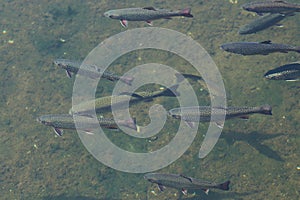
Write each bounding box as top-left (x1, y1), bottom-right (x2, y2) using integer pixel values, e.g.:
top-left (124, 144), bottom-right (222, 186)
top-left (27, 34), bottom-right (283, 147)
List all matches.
top-left (143, 7), bottom-right (156, 11)
top-left (274, 0), bottom-right (288, 3)
top-left (180, 174), bottom-right (192, 182)
top-left (260, 40), bottom-right (272, 44)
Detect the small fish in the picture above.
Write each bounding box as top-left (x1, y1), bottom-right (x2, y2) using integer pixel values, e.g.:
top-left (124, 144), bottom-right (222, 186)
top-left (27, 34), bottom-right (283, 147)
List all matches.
top-left (53, 59), bottom-right (134, 85)
top-left (144, 173), bottom-right (230, 195)
top-left (168, 105), bottom-right (272, 128)
top-left (264, 62), bottom-right (300, 81)
top-left (238, 13), bottom-right (290, 35)
top-left (104, 7), bottom-right (193, 27)
top-left (37, 114), bottom-right (137, 136)
top-left (221, 41), bottom-right (300, 55)
top-left (242, 0), bottom-right (300, 14)
top-left (70, 84), bottom-right (180, 115)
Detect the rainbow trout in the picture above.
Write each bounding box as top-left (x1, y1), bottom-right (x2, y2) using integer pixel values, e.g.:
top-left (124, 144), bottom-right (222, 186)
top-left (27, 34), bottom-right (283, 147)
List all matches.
top-left (168, 105), bottom-right (272, 128)
top-left (264, 62), bottom-right (300, 81)
top-left (70, 84), bottom-right (179, 115)
top-left (37, 114), bottom-right (137, 136)
top-left (221, 41), bottom-right (300, 55)
top-left (104, 7), bottom-right (193, 27)
top-left (238, 13), bottom-right (290, 35)
top-left (242, 1), bottom-right (300, 14)
top-left (53, 59), bottom-right (133, 85)
top-left (144, 173), bottom-right (230, 195)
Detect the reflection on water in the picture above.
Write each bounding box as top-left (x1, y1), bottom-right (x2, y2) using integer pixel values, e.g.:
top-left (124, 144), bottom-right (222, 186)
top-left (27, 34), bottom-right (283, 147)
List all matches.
top-left (0, 0), bottom-right (299, 199)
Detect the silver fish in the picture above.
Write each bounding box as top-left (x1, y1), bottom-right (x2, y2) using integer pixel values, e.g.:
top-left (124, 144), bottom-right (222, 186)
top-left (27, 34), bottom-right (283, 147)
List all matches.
top-left (242, 1), bottom-right (300, 14)
top-left (221, 40), bottom-right (300, 55)
top-left (53, 59), bottom-right (134, 85)
top-left (144, 173), bottom-right (230, 195)
top-left (37, 114), bottom-right (137, 136)
top-left (168, 105), bottom-right (272, 128)
top-left (70, 84), bottom-right (179, 115)
top-left (264, 62), bottom-right (300, 81)
top-left (104, 7), bottom-right (193, 27)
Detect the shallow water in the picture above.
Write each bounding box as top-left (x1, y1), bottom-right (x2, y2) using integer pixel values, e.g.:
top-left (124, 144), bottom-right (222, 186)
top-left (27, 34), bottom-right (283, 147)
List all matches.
top-left (0, 0), bottom-right (299, 199)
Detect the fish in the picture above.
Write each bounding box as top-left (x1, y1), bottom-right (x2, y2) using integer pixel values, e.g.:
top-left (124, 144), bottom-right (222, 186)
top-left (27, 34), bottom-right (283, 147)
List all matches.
top-left (53, 59), bottom-right (134, 85)
top-left (238, 13), bottom-right (290, 35)
top-left (264, 62), bottom-right (300, 81)
top-left (37, 114), bottom-right (137, 136)
top-left (103, 7), bottom-right (193, 27)
top-left (242, 1), bottom-right (300, 15)
top-left (70, 84), bottom-right (180, 115)
top-left (168, 105), bottom-right (272, 128)
top-left (220, 41), bottom-right (300, 55)
top-left (144, 173), bottom-right (230, 195)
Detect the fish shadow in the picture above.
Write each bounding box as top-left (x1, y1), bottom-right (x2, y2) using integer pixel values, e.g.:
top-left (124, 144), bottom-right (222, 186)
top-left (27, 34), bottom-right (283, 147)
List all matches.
top-left (42, 195), bottom-right (101, 200)
top-left (221, 131), bottom-right (285, 162)
top-left (177, 189), bottom-right (254, 200)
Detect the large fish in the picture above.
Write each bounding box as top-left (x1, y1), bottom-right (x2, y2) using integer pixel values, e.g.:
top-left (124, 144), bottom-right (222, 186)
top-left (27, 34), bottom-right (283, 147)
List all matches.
top-left (104, 7), bottom-right (193, 27)
top-left (238, 13), bottom-right (290, 35)
top-left (242, 1), bottom-right (300, 14)
top-left (168, 105), bottom-right (272, 128)
top-left (70, 84), bottom-right (179, 115)
top-left (221, 40), bottom-right (300, 55)
top-left (264, 62), bottom-right (300, 81)
top-left (37, 114), bottom-right (137, 136)
top-left (53, 59), bottom-right (134, 85)
top-left (144, 173), bottom-right (230, 195)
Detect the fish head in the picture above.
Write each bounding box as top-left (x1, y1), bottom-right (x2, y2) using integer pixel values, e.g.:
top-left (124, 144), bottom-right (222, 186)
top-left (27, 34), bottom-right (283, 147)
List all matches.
top-left (167, 109), bottom-right (181, 119)
top-left (53, 59), bottom-right (65, 68)
top-left (264, 71), bottom-right (281, 80)
top-left (104, 10), bottom-right (120, 19)
top-left (36, 115), bottom-right (52, 126)
top-left (144, 173), bottom-right (159, 183)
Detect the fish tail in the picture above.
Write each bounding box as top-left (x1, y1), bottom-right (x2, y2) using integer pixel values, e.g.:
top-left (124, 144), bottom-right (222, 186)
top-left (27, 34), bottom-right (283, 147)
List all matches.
top-left (259, 104), bottom-right (272, 115)
top-left (162, 84), bottom-right (180, 97)
top-left (180, 8), bottom-right (193, 18)
top-left (217, 180), bottom-right (230, 191)
top-left (295, 47), bottom-right (300, 53)
top-left (120, 76), bottom-right (134, 86)
top-left (119, 117), bottom-right (137, 131)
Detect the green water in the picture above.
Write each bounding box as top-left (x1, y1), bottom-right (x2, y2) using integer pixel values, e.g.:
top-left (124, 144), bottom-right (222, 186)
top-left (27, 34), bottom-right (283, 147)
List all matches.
top-left (0, 0), bottom-right (299, 199)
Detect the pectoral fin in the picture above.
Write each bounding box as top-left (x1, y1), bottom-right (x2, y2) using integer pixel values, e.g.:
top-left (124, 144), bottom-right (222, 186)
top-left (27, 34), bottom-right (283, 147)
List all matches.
top-left (66, 70), bottom-right (72, 78)
top-left (120, 19), bottom-right (128, 27)
top-left (53, 127), bottom-right (63, 136)
top-left (157, 184), bottom-right (165, 191)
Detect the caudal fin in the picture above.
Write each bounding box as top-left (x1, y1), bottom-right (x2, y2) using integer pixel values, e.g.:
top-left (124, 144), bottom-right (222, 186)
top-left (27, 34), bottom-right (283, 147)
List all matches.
top-left (295, 47), bottom-right (300, 53)
top-left (218, 180), bottom-right (230, 191)
top-left (260, 104), bottom-right (272, 115)
top-left (161, 84), bottom-right (180, 97)
top-left (180, 8), bottom-right (193, 18)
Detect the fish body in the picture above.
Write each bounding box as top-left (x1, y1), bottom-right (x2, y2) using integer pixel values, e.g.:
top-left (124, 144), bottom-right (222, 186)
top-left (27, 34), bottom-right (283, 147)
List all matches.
top-left (37, 114), bottom-right (137, 136)
top-left (53, 59), bottom-right (133, 85)
top-left (221, 41), bottom-right (300, 55)
top-left (238, 13), bottom-right (288, 35)
top-left (144, 173), bottom-right (230, 195)
top-left (70, 85), bottom-right (179, 115)
top-left (168, 105), bottom-right (272, 127)
top-left (264, 63), bottom-right (300, 81)
top-left (242, 1), bottom-right (300, 14)
top-left (104, 7), bottom-right (193, 27)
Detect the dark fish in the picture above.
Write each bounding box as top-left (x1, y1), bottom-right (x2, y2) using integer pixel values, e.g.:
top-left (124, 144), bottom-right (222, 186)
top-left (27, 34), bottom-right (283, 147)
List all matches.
top-left (104, 7), bottom-right (193, 27)
top-left (168, 105), bottom-right (272, 128)
top-left (238, 13), bottom-right (290, 35)
top-left (144, 173), bottom-right (230, 195)
top-left (70, 84), bottom-right (180, 115)
top-left (242, 1), bottom-right (300, 14)
top-left (53, 59), bottom-right (134, 85)
top-left (37, 114), bottom-right (137, 136)
top-left (221, 40), bottom-right (300, 55)
top-left (264, 63), bottom-right (300, 81)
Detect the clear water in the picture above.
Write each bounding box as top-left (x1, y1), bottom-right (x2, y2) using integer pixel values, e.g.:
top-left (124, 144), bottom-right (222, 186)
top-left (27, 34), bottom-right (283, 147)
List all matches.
top-left (0, 0), bottom-right (299, 199)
